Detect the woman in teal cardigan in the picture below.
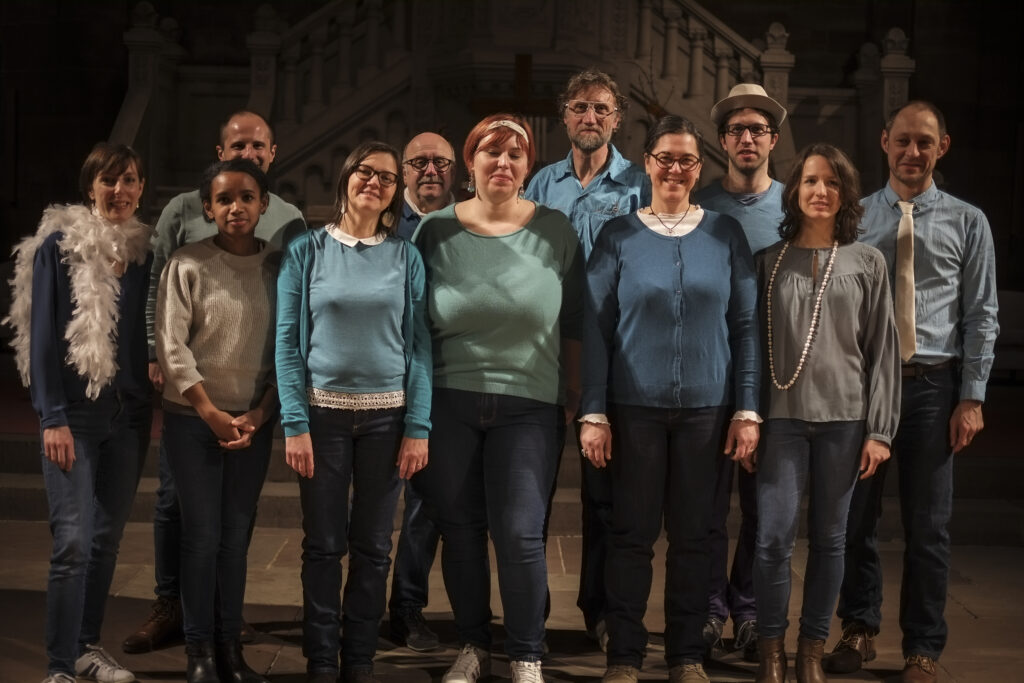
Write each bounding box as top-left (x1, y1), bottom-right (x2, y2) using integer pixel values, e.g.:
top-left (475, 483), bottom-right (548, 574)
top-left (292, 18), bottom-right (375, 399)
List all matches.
top-left (275, 141), bottom-right (431, 683)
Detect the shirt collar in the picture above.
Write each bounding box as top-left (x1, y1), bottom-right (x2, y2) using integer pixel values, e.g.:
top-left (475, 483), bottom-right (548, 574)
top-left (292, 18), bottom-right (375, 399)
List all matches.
top-left (555, 144), bottom-right (633, 186)
top-left (881, 179), bottom-right (940, 210)
top-left (325, 222), bottom-right (385, 246)
top-left (403, 188), bottom-right (454, 218)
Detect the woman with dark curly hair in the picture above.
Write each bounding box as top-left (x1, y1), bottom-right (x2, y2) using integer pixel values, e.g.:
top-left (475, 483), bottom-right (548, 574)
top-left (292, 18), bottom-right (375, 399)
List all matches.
top-left (751, 143), bottom-right (900, 683)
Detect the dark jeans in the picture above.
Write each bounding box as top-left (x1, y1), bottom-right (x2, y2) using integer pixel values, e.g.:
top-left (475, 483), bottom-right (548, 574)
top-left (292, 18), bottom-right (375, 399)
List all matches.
top-left (152, 439), bottom-right (181, 599)
top-left (299, 406), bottom-right (403, 674)
top-left (838, 367), bottom-right (958, 659)
top-left (708, 452), bottom-right (757, 625)
top-left (412, 388), bottom-right (559, 661)
top-left (163, 411), bottom-right (274, 644)
top-left (42, 394), bottom-right (151, 675)
top-left (388, 480), bottom-right (440, 616)
top-left (754, 419), bottom-right (863, 642)
top-left (604, 403), bottom-right (729, 669)
top-left (577, 421), bottom-right (613, 632)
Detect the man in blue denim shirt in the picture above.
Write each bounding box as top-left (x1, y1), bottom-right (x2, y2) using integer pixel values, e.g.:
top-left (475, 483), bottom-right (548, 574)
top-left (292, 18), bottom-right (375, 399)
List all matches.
top-left (827, 101), bottom-right (998, 683)
top-left (525, 69), bottom-right (649, 653)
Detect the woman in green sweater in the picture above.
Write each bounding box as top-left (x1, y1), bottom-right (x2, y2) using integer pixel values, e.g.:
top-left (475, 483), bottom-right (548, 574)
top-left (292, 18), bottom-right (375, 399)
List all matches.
top-left (413, 114), bottom-right (584, 683)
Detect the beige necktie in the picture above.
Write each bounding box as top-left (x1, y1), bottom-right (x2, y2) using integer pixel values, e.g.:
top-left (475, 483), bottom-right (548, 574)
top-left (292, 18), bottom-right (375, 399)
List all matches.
top-left (895, 201), bottom-right (917, 361)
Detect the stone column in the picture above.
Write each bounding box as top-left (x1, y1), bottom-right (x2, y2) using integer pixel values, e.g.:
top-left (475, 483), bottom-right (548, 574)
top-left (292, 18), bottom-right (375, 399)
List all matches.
top-left (661, 6), bottom-right (682, 79)
top-left (714, 37), bottom-right (733, 102)
top-left (759, 22), bottom-right (794, 114)
top-left (303, 25), bottom-right (327, 120)
top-left (331, 2), bottom-right (355, 102)
top-left (636, 0), bottom-right (652, 59)
top-left (686, 20), bottom-right (707, 98)
top-left (880, 28), bottom-right (916, 119)
top-left (246, 4), bottom-right (281, 116)
top-left (110, 1), bottom-right (163, 146)
top-left (854, 42), bottom-right (883, 189)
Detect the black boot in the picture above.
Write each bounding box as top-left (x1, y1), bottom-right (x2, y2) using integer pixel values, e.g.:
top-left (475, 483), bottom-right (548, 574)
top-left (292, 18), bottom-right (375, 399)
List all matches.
top-left (185, 642), bottom-right (219, 683)
top-left (216, 640), bottom-right (269, 683)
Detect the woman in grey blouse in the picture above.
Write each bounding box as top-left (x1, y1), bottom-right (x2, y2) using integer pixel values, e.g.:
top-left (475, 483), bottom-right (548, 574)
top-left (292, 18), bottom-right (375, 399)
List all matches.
top-left (750, 143), bottom-right (900, 683)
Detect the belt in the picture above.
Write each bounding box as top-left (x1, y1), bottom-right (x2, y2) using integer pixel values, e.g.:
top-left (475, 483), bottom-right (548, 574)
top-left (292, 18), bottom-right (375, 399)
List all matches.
top-left (901, 359), bottom-right (955, 378)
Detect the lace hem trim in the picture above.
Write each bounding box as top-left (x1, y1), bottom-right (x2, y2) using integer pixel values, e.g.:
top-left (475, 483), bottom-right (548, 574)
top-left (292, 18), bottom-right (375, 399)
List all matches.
top-left (307, 387), bottom-right (406, 411)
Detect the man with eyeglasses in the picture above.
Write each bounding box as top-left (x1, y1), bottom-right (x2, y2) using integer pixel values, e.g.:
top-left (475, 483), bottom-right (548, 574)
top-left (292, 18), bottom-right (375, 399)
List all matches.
top-left (525, 69), bottom-right (650, 653)
top-left (692, 83), bottom-right (787, 663)
top-left (386, 131), bottom-right (456, 653)
top-left (396, 132), bottom-right (457, 240)
top-left (123, 110), bottom-right (305, 655)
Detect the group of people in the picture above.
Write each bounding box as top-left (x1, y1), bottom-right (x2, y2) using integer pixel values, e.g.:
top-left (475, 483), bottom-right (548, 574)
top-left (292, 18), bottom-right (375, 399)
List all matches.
top-left (10, 67), bottom-right (997, 683)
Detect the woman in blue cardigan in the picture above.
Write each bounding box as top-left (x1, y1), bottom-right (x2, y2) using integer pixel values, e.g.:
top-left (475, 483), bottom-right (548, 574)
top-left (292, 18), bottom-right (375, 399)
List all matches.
top-left (275, 141), bottom-right (432, 683)
top-left (580, 116), bottom-right (761, 683)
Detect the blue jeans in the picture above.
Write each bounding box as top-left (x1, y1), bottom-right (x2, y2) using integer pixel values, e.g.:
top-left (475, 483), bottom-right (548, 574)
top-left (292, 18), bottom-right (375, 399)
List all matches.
top-left (388, 480), bottom-right (440, 615)
top-left (152, 439), bottom-right (181, 599)
top-left (299, 406), bottom-right (403, 674)
top-left (838, 367), bottom-right (957, 659)
top-left (412, 388), bottom-right (559, 661)
top-left (42, 394), bottom-right (151, 675)
top-left (163, 411), bottom-right (273, 644)
top-left (708, 453), bottom-right (758, 625)
top-left (754, 419), bottom-right (863, 642)
top-left (604, 403), bottom-right (729, 668)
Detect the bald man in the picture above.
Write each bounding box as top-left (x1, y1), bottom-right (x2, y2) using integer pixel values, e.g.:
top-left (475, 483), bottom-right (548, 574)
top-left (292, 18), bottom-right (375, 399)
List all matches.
top-left (123, 111), bottom-right (305, 654)
top-left (396, 132), bottom-right (457, 240)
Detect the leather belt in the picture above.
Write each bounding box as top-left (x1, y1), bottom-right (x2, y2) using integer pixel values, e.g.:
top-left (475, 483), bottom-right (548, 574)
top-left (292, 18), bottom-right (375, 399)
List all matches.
top-left (901, 359), bottom-right (955, 377)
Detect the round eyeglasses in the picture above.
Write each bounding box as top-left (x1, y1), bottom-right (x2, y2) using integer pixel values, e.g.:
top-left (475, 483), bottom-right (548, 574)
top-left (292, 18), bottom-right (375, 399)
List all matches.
top-left (403, 156), bottom-right (454, 172)
top-left (648, 153), bottom-right (703, 171)
top-left (564, 100), bottom-right (619, 119)
top-left (354, 164), bottom-right (398, 187)
top-left (722, 123), bottom-right (776, 138)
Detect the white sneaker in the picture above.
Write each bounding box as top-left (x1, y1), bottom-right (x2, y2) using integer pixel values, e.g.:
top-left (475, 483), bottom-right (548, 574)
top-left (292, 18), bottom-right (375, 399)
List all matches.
top-left (510, 659), bottom-right (545, 683)
top-left (41, 675), bottom-right (76, 683)
top-left (442, 643), bottom-right (491, 683)
top-left (75, 644), bottom-right (136, 683)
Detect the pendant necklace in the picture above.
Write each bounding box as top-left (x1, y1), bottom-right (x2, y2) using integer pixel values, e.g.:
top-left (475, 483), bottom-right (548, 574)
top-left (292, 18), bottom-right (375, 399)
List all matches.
top-left (648, 204), bottom-right (691, 234)
top-left (766, 240), bottom-right (839, 390)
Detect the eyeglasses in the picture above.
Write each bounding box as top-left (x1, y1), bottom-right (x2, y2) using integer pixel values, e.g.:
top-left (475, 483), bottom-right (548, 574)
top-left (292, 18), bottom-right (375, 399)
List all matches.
top-left (564, 100), bottom-right (619, 119)
top-left (648, 153), bottom-right (703, 171)
top-left (404, 156), bottom-right (454, 172)
top-left (722, 123), bottom-right (776, 138)
top-left (354, 164), bottom-right (398, 187)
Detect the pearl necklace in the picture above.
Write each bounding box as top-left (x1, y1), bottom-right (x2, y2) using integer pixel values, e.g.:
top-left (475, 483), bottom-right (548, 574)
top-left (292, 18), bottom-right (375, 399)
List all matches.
top-left (646, 204), bottom-right (691, 234)
top-left (766, 240), bottom-right (839, 391)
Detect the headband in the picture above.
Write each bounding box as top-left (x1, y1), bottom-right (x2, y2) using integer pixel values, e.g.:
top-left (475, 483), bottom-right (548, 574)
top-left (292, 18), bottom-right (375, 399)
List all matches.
top-left (485, 119), bottom-right (529, 143)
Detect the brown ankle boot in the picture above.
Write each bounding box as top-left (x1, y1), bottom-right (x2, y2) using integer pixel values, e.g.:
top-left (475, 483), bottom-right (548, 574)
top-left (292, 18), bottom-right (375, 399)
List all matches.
top-left (755, 635), bottom-right (787, 683)
top-left (796, 637), bottom-right (827, 683)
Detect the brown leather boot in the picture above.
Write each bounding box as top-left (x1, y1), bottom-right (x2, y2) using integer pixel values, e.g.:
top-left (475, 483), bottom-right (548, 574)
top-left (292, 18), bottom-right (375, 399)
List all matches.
top-left (755, 636), bottom-right (787, 683)
top-left (796, 637), bottom-right (827, 683)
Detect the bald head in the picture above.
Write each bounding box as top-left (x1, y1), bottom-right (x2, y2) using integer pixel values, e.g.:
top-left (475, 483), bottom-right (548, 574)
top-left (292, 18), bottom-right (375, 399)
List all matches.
top-left (402, 132), bottom-right (456, 212)
top-left (217, 112), bottom-right (277, 172)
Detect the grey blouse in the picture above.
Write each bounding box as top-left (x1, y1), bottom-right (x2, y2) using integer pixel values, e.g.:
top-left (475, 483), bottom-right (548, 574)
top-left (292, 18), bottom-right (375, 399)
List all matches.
top-left (756, 241), bottom-right (901, 444)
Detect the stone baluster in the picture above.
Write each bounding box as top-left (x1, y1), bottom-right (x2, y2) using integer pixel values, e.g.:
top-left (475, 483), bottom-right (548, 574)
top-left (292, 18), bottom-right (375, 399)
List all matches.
top-left (759, 22), bottom-right (794, 115)
top-left (110, 1), bottom-right (163, 145)
top-left (331, 2), bottom-right (355, 102)
top-left (281, 41), bottom-right (300, 126)
top-left (714, 37), bottom-right (733, 101)
top-left (880, 28), bottom-right (916, 117)
top-left (686, 20), bottom-right (707, 98)
top-left (246, 4), bottom-right (281, 116)
top-left (303, 25), bottom-right (327, 120)
top-left (661, 5), bottom-right (682, 78)
top-left (363, 0), bottom-right (382, 82)
top-left (854, 42), bottom-right (883, 189)
top-left (636, 0), bottom-right (652, 59)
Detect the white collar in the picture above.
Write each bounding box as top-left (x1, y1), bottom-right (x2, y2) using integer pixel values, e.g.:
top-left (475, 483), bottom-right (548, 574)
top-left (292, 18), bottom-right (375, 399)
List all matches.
top-left (326, 222), bottom-right (385, 246)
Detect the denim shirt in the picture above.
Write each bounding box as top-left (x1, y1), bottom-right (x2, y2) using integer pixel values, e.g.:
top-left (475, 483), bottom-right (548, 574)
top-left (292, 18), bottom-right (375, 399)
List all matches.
top-left (859, 183), bottom-right (999, 401)
top-left (526, 145), bottom-right (650, 259)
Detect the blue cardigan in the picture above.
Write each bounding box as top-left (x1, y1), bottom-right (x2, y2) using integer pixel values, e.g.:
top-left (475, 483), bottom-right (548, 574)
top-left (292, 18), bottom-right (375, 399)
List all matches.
top-left (275, 228), bottom-right (432, 438)
top-left (582, 211), bottom-right (760, 413)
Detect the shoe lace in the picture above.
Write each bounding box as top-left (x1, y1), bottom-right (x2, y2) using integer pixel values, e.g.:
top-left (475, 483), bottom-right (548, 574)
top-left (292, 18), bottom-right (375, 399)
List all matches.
top-left (837, 625), bottom-right (867, 648)
top-left (734, 620), bottom-right (758, 650)
top-left (449, 645), bottom-right (482, 675)
top-left (511, 660), bottom-right (543, 683)
top-left (86, 646), bottom-right (123, 671)
top-left (907, 655), bottom-right (936, 674)
top-left (150, 598), bottom-right (175, 619)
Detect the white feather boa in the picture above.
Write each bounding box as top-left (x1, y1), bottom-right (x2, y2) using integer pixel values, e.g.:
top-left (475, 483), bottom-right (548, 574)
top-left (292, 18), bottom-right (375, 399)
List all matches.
top-left (4, 204), bottom-right (153, 398)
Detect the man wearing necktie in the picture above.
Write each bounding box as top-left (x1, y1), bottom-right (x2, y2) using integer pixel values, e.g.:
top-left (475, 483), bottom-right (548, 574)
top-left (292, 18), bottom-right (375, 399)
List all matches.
top-left (826, 101), bottom-right (999, 683)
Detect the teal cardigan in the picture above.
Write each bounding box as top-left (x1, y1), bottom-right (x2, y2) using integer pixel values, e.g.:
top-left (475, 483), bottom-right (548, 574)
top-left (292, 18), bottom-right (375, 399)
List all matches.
top-left (275, 228), bottom-right (432, 438)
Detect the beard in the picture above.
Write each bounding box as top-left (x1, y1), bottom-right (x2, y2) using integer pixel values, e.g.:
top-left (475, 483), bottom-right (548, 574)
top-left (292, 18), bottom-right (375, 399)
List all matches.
top-left (570, 129), bottom-right (611, 153)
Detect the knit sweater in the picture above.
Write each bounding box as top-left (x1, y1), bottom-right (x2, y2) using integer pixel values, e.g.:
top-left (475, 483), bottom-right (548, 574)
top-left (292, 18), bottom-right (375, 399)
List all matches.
top-left (582, 211), bottom-right (760, 413)
top-left (156, 237), bottom-right (278, 412)
top-left (413, 203), bottom-right (584, 405)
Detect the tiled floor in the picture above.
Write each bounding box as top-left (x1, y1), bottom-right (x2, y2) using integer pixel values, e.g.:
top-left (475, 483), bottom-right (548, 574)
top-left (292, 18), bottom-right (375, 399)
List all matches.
top-left (1, 519), bottom-right (1022, 682)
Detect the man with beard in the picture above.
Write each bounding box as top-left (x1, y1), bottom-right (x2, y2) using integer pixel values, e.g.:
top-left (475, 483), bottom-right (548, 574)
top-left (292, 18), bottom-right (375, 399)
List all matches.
top-left (388, 131), bottom-right (456, 652)
top-left (692, 83), bottom-right (787, 662)
top-left (396, 132), bottom-right (457, 240)
top-left (525, 69), bottom-right (649, 652)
